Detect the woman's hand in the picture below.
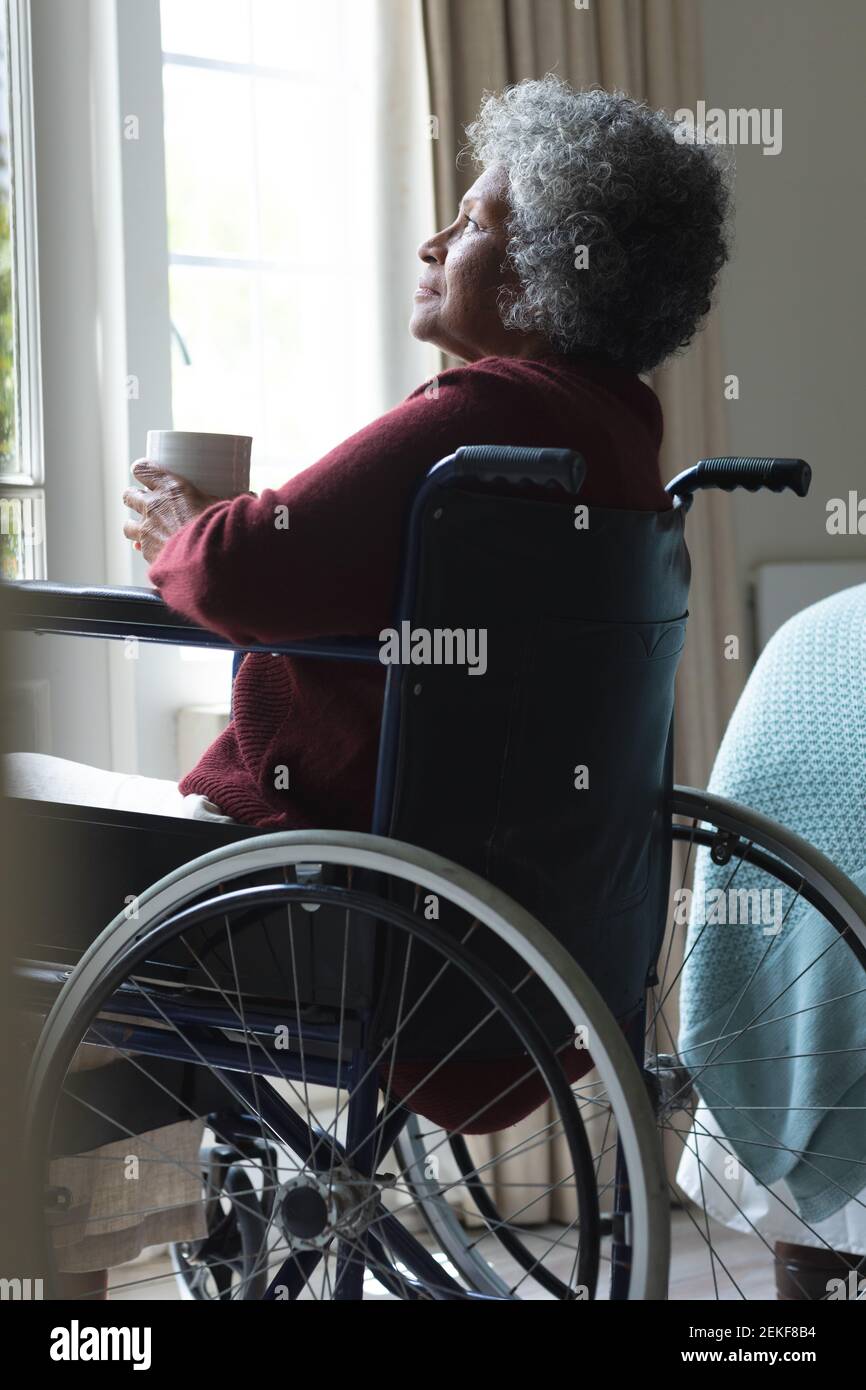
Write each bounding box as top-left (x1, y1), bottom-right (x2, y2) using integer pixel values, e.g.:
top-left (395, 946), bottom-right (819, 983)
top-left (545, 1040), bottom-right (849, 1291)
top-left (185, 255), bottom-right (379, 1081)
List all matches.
top-left (122, 461), bottom-right (223, 565)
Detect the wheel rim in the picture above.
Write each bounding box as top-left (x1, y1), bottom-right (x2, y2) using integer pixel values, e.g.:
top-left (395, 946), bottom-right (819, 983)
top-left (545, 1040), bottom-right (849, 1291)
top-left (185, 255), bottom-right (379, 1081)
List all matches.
top-left (24, 833), bottom-right (665, 1299)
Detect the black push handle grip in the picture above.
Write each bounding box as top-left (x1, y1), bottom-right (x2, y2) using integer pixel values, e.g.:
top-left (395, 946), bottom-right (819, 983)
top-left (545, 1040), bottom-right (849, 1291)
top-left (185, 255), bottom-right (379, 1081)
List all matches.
top-left (454, 445), bottom-right (587, 494)
top-left (667, 456), bottom-right (811, 502)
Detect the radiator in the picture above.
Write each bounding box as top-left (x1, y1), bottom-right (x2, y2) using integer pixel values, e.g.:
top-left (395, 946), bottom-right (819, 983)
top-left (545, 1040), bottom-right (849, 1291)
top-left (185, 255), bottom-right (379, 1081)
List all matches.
top-left (752, 561), bottom-right (866, 652)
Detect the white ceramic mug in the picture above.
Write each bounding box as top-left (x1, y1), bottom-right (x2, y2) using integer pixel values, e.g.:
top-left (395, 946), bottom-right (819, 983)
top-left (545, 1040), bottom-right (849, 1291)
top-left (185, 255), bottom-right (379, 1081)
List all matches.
top-left (143, 430), bottom-right (253, 498)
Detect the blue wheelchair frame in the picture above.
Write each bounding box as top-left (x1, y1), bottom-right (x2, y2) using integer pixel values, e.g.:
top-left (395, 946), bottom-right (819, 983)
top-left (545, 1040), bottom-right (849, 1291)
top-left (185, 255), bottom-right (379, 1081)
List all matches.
top-left (7, 447), bottom-right (810, 1300)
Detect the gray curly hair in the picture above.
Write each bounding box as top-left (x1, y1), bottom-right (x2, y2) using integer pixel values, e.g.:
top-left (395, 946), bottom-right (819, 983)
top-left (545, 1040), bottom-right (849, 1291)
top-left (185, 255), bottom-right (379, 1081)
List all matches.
top-left (464, 76), bottom-right (733, 374)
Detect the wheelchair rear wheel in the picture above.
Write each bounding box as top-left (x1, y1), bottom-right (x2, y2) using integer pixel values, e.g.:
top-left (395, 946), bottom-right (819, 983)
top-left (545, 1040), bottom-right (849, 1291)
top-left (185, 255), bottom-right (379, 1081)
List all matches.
top-left (24, 832), bottom-right (668, 1300)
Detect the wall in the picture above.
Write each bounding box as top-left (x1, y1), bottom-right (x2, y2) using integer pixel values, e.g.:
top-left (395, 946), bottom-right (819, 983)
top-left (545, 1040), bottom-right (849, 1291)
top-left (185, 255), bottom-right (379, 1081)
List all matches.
top-left (701, 0), bottom-right (866, 649)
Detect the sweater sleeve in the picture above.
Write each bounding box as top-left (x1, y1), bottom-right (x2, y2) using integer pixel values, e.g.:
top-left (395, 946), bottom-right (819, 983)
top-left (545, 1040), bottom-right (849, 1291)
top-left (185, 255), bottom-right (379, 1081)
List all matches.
top-left (147, 365), bottom-right (518, 646)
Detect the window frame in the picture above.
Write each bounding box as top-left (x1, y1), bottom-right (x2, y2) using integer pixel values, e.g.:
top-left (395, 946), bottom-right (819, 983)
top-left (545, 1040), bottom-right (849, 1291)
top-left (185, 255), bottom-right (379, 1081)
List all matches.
top-left (1, 0), bottom-right (43, 489)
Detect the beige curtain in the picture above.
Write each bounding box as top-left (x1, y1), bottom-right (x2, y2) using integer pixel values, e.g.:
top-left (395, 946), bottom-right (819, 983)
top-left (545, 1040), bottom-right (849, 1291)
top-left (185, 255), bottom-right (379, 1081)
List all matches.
top-left (420, 0), bottom-right (745, 1225)
top-left (371, 0), bottom-right (441, 407)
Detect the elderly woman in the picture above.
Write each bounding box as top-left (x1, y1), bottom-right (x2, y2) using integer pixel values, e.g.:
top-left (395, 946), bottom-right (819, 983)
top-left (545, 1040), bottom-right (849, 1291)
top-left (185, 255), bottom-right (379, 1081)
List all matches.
top-left (8, 76), bottom-right (731, 1286)
top-left (12, 78), bottom-right (730, 828)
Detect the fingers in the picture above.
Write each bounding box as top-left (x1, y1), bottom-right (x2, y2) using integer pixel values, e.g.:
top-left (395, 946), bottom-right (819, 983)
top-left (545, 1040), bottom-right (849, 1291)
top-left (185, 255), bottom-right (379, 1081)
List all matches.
top-left (132, 459), bottom-right (184, 489)
top-left (123, 460), bottom-right (204, 561)
top-left (124, 463), bottom-right (176, 554)
top-left (122, 487), bottom-right (148, 515)
top-left (122, 517), bottom-right (143, 553)
top-left (130, 459), bottom-right (157, 482)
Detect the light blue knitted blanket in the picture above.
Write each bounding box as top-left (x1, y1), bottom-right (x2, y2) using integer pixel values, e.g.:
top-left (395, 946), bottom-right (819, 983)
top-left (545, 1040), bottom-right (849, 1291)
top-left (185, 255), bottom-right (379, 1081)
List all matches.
top-left (678, 584), bottom-right (866, 1224)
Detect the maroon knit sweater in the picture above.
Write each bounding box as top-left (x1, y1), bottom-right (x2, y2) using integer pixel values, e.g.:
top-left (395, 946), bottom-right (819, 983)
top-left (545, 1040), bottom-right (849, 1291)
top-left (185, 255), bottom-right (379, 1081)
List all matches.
top-left (150, 352), bottom-right (669, 828)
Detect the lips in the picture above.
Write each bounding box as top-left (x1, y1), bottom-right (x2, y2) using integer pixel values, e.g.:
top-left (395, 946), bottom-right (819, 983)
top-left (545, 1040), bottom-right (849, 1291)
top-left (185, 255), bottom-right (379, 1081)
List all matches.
top-left (415, 281), bottom-right (441, 297)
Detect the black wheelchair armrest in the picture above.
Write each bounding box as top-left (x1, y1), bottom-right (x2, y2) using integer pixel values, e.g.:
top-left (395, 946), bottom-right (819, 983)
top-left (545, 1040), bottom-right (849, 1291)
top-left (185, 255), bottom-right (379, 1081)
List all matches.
top-left (1, 581), bottom-right (380, 663)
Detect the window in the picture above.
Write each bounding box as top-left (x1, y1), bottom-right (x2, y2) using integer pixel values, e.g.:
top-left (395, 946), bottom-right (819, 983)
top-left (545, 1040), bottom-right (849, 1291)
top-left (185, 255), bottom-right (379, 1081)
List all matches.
top-left (0, 0), bottom-right (44, 579)
top-left (159, 0), bottom-right (379, 495)
top-left (11, 0), bottom-right (431, 774)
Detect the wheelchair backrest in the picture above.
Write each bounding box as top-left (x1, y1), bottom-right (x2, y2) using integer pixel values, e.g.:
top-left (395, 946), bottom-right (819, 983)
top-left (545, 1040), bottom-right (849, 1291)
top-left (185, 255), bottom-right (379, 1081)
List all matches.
top-left (376, 479), bottom-right (691, 1037)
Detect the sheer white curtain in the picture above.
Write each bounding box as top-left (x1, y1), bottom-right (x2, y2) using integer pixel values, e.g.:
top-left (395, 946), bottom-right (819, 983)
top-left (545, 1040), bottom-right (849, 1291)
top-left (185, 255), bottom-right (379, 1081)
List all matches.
top-left (369, 0), bottom-right (441, 407)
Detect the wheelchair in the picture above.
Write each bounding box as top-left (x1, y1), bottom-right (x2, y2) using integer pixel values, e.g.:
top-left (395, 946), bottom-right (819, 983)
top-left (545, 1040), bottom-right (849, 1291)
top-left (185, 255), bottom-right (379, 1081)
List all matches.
top-left (6, 445), bottom-right (866, 1301)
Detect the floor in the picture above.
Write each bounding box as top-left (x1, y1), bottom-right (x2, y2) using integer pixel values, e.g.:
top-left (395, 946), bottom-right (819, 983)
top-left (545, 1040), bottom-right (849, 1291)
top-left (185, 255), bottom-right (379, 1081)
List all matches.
top-left (108, 1208), bottom-right (777, 1301)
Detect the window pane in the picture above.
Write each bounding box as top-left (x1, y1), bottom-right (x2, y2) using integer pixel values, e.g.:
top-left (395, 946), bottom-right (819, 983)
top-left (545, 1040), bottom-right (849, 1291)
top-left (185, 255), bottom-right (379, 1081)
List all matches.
top-left (0, 492), bottom-right (45, 580)
top-left (254, 80), bottom-right (338, 265)
top-left (258, 271), bottom-right (348, 473)
top-left (160, 0), bottom-right (252, 64)
top-left (250, 0), bottom-right (340, 72)
top-left (254, 269), bottom-right (377, 489)
top-left (0, 10), bottom-right (18, 473)
top-left (170, 263), bottom-right (373, 492)
top-left (162, 0), bottom-right (380, 498)
top-left (163, 66), bottom-right (254, 258)
top-left (169, 264), bottom-right (257, 438)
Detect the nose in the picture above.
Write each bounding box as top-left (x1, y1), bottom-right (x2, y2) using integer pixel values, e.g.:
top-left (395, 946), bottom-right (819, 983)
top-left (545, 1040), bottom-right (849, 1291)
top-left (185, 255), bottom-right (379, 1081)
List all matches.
top-left (417, 227), bottom-right (448, 266)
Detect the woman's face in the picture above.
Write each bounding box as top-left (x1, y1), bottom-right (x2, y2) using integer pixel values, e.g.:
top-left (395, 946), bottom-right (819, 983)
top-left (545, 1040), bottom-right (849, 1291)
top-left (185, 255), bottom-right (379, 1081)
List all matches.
top-left (411, 164), bottom-right (543, 362)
